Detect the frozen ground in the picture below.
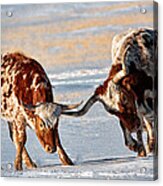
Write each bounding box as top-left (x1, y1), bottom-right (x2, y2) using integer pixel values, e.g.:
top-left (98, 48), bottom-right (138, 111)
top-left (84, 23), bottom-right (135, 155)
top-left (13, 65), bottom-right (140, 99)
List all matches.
top-left (1, 67), bottom-right (157, 180)
top-left (1, 156), bottom-right (157, 180)
top-left (1, 1), bottom-right (157, 180)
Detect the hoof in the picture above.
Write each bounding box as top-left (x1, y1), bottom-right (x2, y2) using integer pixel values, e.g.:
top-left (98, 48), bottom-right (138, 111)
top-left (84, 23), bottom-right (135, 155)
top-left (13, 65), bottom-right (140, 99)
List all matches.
top-left (138, 150), bottom-right (147, 157)
top-left (128, 144), bottom-right (138, 152)
top-left (138, 145), bottom-right (147, 157)
top-left (63, 159), bottom-right (74, 166)
top-left (126, 139), bottom-right (138, 152)
top-left (14, 157), bottom-right (23, 171)
top-left (26, 162), bottom-right (37, 169)
top-left (14, 162), bottom-right (23, 171)
top-left (68, 161), bottom-right (74, 166)
top-left (31, 162), bottom-right (37, 168)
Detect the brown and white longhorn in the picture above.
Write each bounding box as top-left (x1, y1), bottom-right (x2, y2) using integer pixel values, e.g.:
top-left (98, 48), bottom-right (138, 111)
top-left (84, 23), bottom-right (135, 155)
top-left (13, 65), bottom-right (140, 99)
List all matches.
top-left (63, 28), bottom-right (158, 156)
top-left (1, 52), bottom-right (82, 170)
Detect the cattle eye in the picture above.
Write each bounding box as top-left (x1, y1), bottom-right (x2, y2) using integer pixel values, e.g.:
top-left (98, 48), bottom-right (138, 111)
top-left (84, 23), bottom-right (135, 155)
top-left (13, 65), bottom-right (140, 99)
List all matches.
top-left (121, 93), bottom-right (128, 104)
top-left (39, 122), bottom-right (45, 130)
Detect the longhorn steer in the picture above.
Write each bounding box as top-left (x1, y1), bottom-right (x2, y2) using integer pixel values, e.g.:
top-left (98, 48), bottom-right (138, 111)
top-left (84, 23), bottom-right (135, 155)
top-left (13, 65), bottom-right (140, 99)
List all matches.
top-left (63, 28), bottom-right (158, 156)
top-left (111, 28), bottom-right (157, 154)
top-left (1, 52), bottom-right (82, 170)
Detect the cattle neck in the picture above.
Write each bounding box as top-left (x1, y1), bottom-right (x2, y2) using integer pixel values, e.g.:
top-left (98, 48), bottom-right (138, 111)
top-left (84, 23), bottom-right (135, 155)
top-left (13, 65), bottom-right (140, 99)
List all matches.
top-left (95, 64), bottom-right (122, 96)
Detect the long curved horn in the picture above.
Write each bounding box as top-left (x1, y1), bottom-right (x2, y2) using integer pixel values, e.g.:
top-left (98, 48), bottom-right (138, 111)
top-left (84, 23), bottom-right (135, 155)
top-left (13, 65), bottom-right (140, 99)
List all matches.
top-left (22, 100), bottom-right (83, 112)
top-left (62, 94), bottom-right (98, 117)
top-left (112, 45), bottom-right (130, 84)
top-left (56, 100), bottom-right (84, 111)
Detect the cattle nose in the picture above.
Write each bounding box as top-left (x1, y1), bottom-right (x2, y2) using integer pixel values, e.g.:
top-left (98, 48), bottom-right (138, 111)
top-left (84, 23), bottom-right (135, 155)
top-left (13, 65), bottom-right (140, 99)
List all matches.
top-left (45, 145), bottom-right (56, 153)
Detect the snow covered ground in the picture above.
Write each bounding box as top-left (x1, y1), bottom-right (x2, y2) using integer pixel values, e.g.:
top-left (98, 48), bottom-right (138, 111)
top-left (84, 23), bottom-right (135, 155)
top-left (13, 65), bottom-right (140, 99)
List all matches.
top-left (1, 155), bottom-right (157, 180)
top-left (1, 56), bottom-right (158, 181)
top-left (1, 1), bottom-right (157, 180)
top-left (1, 83), bottom-right (158, 180)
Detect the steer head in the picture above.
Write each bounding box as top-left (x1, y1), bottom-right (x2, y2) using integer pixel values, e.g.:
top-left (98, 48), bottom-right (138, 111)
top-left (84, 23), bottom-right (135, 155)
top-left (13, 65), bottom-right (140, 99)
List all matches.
top-left (62, 81), bottom-right (141, 132)
top-left (23, 101), bottom-right (82, 153)
top-left (109, 85), bottom-right (141, 132)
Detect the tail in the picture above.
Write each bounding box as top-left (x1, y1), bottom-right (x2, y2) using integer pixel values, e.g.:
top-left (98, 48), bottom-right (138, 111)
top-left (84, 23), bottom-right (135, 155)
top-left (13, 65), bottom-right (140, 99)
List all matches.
top-left (62, 94), bottom-right (98, 117)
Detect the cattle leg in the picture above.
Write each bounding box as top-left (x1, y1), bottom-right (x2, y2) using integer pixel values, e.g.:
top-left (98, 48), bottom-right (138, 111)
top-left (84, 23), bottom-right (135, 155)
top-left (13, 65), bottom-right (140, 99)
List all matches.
top-left (137, 130), bottom-right (147, 157)
top-left (120, 121), bottom-right (138, 152)
top-left (22, 148), bottom-right (37, 169)
top-left (8, 122), bottom-right (36, 169)
top-left (143, 117), bottom-right (155, 153)
top-left (55, 129), bottom-right (74, 165)
top-left (11, 122), bottom-right (26, 170)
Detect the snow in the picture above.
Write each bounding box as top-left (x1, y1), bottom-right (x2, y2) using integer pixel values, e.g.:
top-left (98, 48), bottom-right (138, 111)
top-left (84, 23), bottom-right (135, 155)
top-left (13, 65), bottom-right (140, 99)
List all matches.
top-left (1, 156), bottom-right (157, 180)
top-left (1, 2), bottom-right (157, 180)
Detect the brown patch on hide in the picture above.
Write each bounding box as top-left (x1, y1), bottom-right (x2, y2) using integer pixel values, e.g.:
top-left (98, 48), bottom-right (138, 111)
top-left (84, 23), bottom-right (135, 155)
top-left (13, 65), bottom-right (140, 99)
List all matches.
top-left (5, 53), bottom-right (54, 105)
top-left (115, 112), bottom-right (141, 132)
top-left (121, 68), bottom-right (153, 105)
